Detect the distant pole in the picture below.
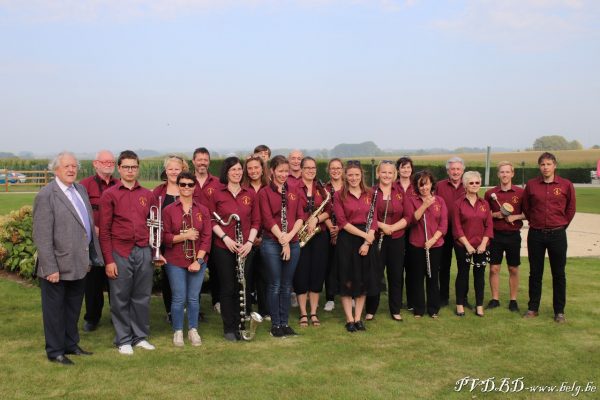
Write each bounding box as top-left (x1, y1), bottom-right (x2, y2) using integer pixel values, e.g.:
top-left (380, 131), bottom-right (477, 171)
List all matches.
top-left (484, 146), bottom-right (491, 186)
top-left (371, 159), bottom-right (375, 186)
top-left (521, 161), bottom-right (525, 186)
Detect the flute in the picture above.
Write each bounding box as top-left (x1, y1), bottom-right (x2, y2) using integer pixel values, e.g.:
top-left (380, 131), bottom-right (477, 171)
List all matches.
top-left (423, 212), bottom-right (431, 279)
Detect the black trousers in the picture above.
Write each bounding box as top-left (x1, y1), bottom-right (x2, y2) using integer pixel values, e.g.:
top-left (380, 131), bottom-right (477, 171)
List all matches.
top-left (408, 244), bottom-right (441, 316)
top-left (403, 232), bottom-right (414, 308)
top-left (84, 266), bottom-right (109, 324)
top-left (40, 277), bottom-right (86, 358)
top-left (252, 246), bottom-right (270, 316)
top-left (324, 231), bottom-right (338, 302)
top-left (160, 265), bottom-right (172, 316)
top-left (294, 231), bottom-right (329, 294)
top-left (527, 228), bottom-right (567, 314)
top-left (455, 246), bottom-right (486, 307)
top-left (366, 236), bottom-right (406, 315)
top-left (211, 246), bottom-right (255, 334)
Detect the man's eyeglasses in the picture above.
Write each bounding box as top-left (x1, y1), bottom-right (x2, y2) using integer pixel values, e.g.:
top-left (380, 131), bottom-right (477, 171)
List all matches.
top-left (119, 165), bottom-right (139, 171)
top-left (178, 182), bottom-right (196, 188)
top-left (96, 160), bottom-right (116, 166)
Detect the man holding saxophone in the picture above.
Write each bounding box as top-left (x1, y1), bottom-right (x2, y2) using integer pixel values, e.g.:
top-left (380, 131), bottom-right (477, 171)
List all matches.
top-left (99, 150), bottom-right (158, 355)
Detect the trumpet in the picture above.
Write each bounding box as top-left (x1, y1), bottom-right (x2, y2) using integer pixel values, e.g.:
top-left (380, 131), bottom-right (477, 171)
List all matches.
top-left (181, 211), bottom-right (197, 260)
top-left (298, 186), bottom-right (331, 248)
top-left (147, 196), bottom-right (163, 263)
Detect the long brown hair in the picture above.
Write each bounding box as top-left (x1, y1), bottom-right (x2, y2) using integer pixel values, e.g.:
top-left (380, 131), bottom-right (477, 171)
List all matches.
top-left (242, 155), bottom-right (268, 188)
top-left (340, 160), bottom-right (371, 201)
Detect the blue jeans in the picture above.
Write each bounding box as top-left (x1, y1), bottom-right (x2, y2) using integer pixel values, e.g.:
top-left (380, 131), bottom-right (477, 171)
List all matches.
top-left (165, 263), bottom-right (207, 331)
top-left (261, 237), bottom-right (300, 326)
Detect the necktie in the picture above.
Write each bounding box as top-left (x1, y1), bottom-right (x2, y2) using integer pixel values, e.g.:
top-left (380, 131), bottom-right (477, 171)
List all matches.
top-left (68, 186), bottom-right (92, 243)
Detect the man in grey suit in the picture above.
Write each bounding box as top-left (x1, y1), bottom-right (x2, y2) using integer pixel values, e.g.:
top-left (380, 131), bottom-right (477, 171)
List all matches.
top-left (33, 151), bottom-right (103, 365)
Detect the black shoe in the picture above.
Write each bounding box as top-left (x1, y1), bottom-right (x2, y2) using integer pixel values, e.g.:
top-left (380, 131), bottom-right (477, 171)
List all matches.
top-left (270, 325), bottom-right (285, 338)
top-left (345, 322), bottom-right (356, 332)
top-left (281, 325), bottom-right (297, 336)
top-left (486, 299), bottom-right (500, 309)
top-left (354, 320), bottom-right (366, 331)
top-left (198, 312), bottom-right (206, 323)
top-left (464, 299), bottom-right (473, 310)
top-left (83, 321), bottom-right (98, 332)
top-left (508, 300), bottom-right (520, 312)
top-left (48, 355), bottom-right (74, 365)
top-left (65, 346), bottom-right (93, 356)
top-left (223, 332), bottom-right (238, 342)
top-left (455, 310), bottom-right (465, 317)
top-left (439, 299), bottom-right (449, 307)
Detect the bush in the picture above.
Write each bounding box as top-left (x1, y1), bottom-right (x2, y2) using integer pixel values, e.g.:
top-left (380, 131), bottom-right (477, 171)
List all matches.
top-left (0, 206), bottom-right (36, 279)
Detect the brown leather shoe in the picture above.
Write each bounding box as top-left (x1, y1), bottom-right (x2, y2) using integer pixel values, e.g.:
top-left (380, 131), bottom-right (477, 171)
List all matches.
top-left (554, 313), bottom-right (566, 323)
top-left (523, 310), bottom-right (539, 318)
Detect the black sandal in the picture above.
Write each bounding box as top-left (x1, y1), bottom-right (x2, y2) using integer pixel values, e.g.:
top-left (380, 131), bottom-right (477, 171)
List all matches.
top-left (310, 314), bottom-right (320, 326)
top-left (299, 315), bottom-right (308, 327)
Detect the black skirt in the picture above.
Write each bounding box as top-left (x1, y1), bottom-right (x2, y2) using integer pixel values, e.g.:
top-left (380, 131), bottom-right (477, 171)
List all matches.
top-left (334, 227), bottom-right (381, 297)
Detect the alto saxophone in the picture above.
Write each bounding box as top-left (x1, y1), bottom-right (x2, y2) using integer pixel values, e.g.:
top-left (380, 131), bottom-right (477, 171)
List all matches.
top-left (213, 211), bottom-right (263, 341)
top-left (298, 188), bottom-right (331, 248)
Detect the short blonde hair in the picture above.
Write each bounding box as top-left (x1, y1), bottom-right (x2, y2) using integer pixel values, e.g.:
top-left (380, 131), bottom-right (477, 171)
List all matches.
top-left (462, 170), bottom-right (481, 187)
top-left (376, 160), bottom-right (398, 181)
top-left (164, 155), bottom-right (189, 172)
top-left (497, 160), bottom-right (514, 172)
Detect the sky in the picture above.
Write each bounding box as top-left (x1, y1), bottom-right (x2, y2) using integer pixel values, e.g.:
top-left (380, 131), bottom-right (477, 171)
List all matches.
top-left (1, 0), bottom-right (599, 155)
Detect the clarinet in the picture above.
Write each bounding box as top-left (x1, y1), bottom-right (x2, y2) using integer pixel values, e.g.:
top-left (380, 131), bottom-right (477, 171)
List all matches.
top-left (377, 196), bottom-right (390, 252)
top-left (365, 187), bottom-right (379, 234)
top-left (328, 184), bottom-right (337, 226)
top-left (281, 181), bottom-right (288, 234)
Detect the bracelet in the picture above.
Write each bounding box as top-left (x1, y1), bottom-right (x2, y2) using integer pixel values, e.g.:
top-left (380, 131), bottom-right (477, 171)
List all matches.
top-left (313, 216), bottom-right (319, 224)
top-left (247, 239), bottom-right (254, 245)
top-left (220, 233), bottom-right (228, 240)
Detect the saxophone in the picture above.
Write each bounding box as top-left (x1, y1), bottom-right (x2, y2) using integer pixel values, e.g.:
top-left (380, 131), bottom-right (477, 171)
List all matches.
top-left (298, 184), bottom-right (331, 248)
top-left (213, 211), bottom-right (263, 341)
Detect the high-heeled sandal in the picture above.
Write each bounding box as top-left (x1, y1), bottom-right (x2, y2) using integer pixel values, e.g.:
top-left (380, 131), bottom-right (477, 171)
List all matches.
top-left (299, 315), bottom-right (308, 327)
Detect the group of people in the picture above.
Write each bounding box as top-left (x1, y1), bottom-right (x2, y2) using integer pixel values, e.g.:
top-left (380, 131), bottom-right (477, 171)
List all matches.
top-left (32, 147), bottom-right (576, 364)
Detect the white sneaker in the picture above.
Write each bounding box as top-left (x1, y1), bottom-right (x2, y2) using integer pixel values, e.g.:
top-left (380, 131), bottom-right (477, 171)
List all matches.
top-left (118, 344), bottom-right (134, 355)
top-left (173, 330), bottom-right (184, 347)
top-left (291, 292), bottom-right (298, 307)
top-left (324, 301), bottom-right (335, 312)
top-left (134, 340), bottom-right (156, 350)
top-left (213, 302), bottom-right (221, 314)
top-left (263, 315), bottom-right (271, 321)
top-left (188, 329), bottom-right (202, 346)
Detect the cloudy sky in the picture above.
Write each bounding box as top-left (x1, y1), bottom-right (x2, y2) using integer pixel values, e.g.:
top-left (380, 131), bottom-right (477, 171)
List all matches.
top-left (1, 0), bottom-right (599, 155)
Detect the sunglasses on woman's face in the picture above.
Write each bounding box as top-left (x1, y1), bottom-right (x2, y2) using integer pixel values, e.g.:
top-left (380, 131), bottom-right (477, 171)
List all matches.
top-left (178, 182), bottom-right (196, 188)
top-left (346, 160), bottom-right (361, 167)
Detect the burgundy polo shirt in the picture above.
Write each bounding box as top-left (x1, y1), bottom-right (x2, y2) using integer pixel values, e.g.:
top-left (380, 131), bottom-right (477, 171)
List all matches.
top-left (376, 185), bottom-right (407, 239)
top-left (259, 183), bottom-right (303, 242)
top-left (79, 174), bottom-right (118, 226)
top-left (208, 185), bottom-right (261, 250)
top-left (297, 181), bottom-right (331, 232)
top-left (162, 200), bottom-right (212, 267)
top-left (404, 195), bottom-right (448, 248)
top-left (523, 175), bottom-right (576, 230)
top-left (193, 174), bottom-right (221, 207)
top-left (452, 196), bottom-right (494, 248)
top-left (435, 178), bottom-right (465, 225)
top-left (484, 185), bottom-right (525, 232)
top-left (324, 182), bottom-right (341, 225)
top-left (395, 180), bottom-right (417, 197)
top-left (333, 190), bottom-right (378, 232)
top-left (99, 181), bottom-right (157, 264)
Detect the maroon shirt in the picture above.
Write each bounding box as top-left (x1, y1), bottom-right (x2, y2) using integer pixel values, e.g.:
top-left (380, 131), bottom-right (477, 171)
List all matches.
top-left (395, 180), bottom-right (417, 197)
top-left (259, 183), bottom-right (303, 242)
top-left (208, 185), bottom-right (261, 250)
top-left (297, 181), bottom-right (331, 233)
top-left (376, 185), bottom-right (407, 239)
top-left (523, 175), bottom-right (576, 230)
top-left (99, 181), bottom-right (157, 264)
top-left (484, 185), bottom-right (525, 232)
top-left (286, 174), bottom-right (302, 189)
top-left (162, 200), bottom-right (212, 267)
top-left (193, 173), bottom-right (221, 207)
top-left (404, 195), bottom-right (448, 248)
top-left (324, 181), bottom-right (342, 225)
top-left (333, 190), bottom-right (378, 232)
top-left (79, 174), bottom-right (118, 226)
top-left (435, 178), bottom-right (466, 225)
top-left (452, 196), bottom-right (494, 248)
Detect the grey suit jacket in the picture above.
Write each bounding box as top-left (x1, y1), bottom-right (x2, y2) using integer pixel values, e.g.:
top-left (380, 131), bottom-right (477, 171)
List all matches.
top-left (33, 180), bottom-right (104, 280)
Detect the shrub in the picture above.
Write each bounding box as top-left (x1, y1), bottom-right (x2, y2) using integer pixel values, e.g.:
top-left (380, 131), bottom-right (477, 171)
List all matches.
top-left (0, 206), bottom-right (36, 279)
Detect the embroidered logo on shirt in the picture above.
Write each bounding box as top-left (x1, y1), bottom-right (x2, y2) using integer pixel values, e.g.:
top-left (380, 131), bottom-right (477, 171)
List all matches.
top-left (479, 205), bottom-right (487, 212)
top-left (512, 196), bottom-right (520, 204)
top-left (206, 187), bottom-right (215, 197)
top-left (139, 197), bottom-right (147, 207)
top-left (196, 212), bottom-right (203, 223)
top-left (553, 188), bottom-right (562, 196)
top-left (396, 193), bottom-right (403, 201)
top-left (433, 203), bottom-right (441, 213)
top-left (242, 195), bottom-right (251, 206)
top-left (288, 193), bottom-right (297, 201)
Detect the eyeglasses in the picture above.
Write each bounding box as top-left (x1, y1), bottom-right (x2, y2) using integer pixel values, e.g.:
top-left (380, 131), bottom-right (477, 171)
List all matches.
top-left (119, 165), bottom-right (139, 171)
top-left (346, 160), bottom-right (361, 167)
top-left (329, 167), bottom-right (343, 171)
top-left (178, 182), bottom-right (196, 188)
top-left (380, 160), bottom-right (394, 165)
top-left (96, 160), bottom-right (116, 166)
top-left (468, 181), bottom-right (481, 185)
top-left (302, 166), bottom-right (317, 170)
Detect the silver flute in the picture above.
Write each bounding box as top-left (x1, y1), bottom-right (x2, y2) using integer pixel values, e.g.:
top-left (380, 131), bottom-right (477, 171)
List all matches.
top-left (423, 212), bottom-right (432, 279)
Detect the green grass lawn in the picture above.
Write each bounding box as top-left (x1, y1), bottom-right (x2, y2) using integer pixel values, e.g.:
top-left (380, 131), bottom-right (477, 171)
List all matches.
top-left (574, 188), bottom-right (600, 214)
top-left (1, 258), bottom-right (599, 399)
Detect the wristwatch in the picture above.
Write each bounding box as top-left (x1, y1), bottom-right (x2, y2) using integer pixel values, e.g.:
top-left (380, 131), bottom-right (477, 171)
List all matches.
top-left (197, 258), bottom-right (206, 267)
